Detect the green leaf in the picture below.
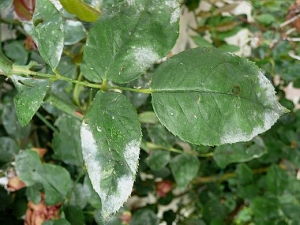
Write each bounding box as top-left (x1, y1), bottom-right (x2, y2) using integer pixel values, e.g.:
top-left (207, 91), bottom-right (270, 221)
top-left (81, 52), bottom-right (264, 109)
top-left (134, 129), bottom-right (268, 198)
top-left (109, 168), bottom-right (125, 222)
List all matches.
top-left (42, 219), bottom-right (71, 225)
top-left (52, 115), bottom-right (84, 166)
top-left (256, 14), bottom-right (276, 25)
top-left (0, 52), bottom-right (12, 75)
top-left (83, 0), bottom-right (179, 83)
top-left (0, 137), bottom-right (19, 166)
top-left (80, 92), bottom-right (142, 217)
top-left (3, 41), bottom-right (28, 64)
top-left (64, 205), bottom-right (85, 225)
top-left (69, 184), bottom-right (87, 209)
top-left (266, 164), bottom-right (287, 195)
top-left (130, 209), bottom-right (159, 225)
top-left (145, 150), bottom-right (170, 171)
top-left (32, 0), bottom-right (64, 69)
top-left (12, 75), bottom-right (50, 126)
top-left (83, 175), bottom-right (102, 208)
top-left (59, 0), bottom-right (101, 22)
top-left (251, 196), bottom-right (280, 222)
top-left (138, 111), bottom-right (158, 124)
top-left (151, 47), bottom-right (287, 146)
top-left (64, 20), bottom-right (86, 45)
top-left (169, 154), bottom-right (199, 188)
top-left (2, 103), bottom-right (31, 140)
top-left (15, 150), bottom-right (72, 205)
top-left (26, 184), bottom-right (42, 205)
top-left (213, 137), bottom-right (267, 169)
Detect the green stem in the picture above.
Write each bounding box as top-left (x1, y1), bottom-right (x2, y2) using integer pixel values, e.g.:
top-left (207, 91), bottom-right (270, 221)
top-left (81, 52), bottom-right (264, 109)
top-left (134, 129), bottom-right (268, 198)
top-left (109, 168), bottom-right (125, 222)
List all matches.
top-left (73, 72), bottom-right (83, 107)
top-left (35, 111), bottom-right (58, 133)
top-left (10, 65), bottom-right (153, 94)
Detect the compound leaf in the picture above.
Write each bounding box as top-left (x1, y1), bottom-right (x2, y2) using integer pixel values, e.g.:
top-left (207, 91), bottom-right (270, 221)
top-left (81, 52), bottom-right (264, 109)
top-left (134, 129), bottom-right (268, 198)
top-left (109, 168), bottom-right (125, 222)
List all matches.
top-left (80, 91), bottom-right (142, 218)
top-left (32, 0), bottom-right (64, 69)
top-left (83, 0), bottom-right (179, 83)
top-left (12, 75), bottom-right (50, 126)
top-left (151, 47), bottom-right (287, 146)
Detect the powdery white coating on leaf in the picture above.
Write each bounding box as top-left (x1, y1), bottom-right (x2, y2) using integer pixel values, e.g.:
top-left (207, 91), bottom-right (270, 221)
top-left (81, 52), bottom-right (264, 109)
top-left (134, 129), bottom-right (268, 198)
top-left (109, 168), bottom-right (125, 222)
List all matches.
top-left (165, 0), bottom-right (180, 24)
top-left (220, 71), bottom-right (285, 144)
top-left (123, 140), bottom-right (140, 173)
top-left (132, 46), bottom-right (159, 69)
top-left (80, 123), bottom-right (101, 196)
top-left (102, 175), bottom-right (134, 218)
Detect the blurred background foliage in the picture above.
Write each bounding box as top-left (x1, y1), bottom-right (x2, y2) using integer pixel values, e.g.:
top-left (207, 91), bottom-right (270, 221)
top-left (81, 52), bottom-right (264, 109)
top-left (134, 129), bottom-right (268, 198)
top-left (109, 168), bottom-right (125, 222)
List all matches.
top-left (1, 0), bottom-right (300, 224)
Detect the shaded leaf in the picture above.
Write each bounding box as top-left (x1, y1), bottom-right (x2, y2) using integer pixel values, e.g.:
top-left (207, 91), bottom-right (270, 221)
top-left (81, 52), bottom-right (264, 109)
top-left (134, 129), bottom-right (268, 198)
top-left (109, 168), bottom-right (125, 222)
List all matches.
top-left (80, 91), bottom-right (142, 217)
top-left (64, 205), bottom-right (85, 225)
top-left (169, 154), bottom-right (199, 188)
top-left (130, 209), bottom-right (159, 225)
top-left (3, 41), bottom-right (28, 65)
top-left (12, 75), bottom-right (50, 126)
top-left (64, 20), bottom-right (86, 45)
top-left (70, 184), bottom-right (87, 209)
top-left (213, 137), bottom-right (267, 169)
top-left (0, 137), bottom-right (19, 166)
top-left (151, 47), bottom-right (287, 146)
top-left (32, 0), bottom-right (64, 69)
top-left (145, 150), bottom-right (170, 171)
top-left (42, 219), bottom-right (71, 225)
top-left (15, 150), bottom-right (72, 205)
top-left (266, 164), bottom-right (287, 195)
top-left (59, 0), bottom-right (101, 22)
top-left (83, 0), bottom-right (179, 83)
top-left (52, 115), bottom-right (83, 166)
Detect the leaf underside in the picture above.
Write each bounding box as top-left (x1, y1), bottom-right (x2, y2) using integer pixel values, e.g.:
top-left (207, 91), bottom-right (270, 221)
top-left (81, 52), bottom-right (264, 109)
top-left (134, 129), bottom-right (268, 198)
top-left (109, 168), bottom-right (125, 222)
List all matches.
top-left (151, 47), bottom-right (287, 146)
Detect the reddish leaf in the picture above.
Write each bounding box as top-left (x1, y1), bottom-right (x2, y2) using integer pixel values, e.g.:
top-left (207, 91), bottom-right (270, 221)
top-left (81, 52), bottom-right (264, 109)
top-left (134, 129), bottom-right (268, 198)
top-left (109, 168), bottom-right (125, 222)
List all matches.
top-left (13, 0), bottom-right (36, 21)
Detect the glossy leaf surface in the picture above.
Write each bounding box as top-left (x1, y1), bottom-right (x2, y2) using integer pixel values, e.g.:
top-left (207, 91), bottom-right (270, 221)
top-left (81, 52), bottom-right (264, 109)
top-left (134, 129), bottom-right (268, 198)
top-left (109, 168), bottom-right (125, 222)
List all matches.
top-left (83, 0), bottom-right (180, 83)
top-left (12, 75), bottom-right (50, 126)
top-left (59, 0), bottom-right (101, 22)
top-left (15, 150), bottom-right (72, 205)
top-left (151, 47), bottom-right (287, 146)
top-left (80, 92), bottom-right (142, 217)
top-left (32, 0), bottom-right (64, 69)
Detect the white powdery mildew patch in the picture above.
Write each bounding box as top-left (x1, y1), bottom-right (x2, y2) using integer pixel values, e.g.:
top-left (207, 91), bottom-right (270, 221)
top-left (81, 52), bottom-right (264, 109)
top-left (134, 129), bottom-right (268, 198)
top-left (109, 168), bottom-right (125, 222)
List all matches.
top-left (133, 46), bottom-right (159, 69)
top-left (165, 0), bottom-right (180, 24)
top-left (102, 175), bottom-right (134, 217)
top-left (126, 0), bottom-right (135, 6)
top-left (123, 140), bottom-right (140, 173)
top-left (80, 123), bottom-right (101, 196)
top-left (220, 71), bottom-right (284, 144)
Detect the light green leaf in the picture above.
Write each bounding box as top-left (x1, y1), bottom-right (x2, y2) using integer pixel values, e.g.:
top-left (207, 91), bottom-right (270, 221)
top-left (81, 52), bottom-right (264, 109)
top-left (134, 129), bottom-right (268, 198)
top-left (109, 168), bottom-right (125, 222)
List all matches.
top-left (83, 0), bottom-right (179, 83)
top-left (70, 183), bottom-right (87, 209)
top-left (32, 0), bottom-right (64, 69)
top-left (0, 52), bottom-right (12, 75)
top-left (256, 14), bottom-right (276, 25)
top-left (12, 75), bottom-right (50, 126)
top-left (80, 92), bottom-right (142, 218)
top-left (15, 150), bottom-right (72, 205)
top-left (138, 111), bottom-right (158, 124)
top-left (169, 154), bottom-right (199, 188)
top-left (52, 115), bottom-right (84, 166)
top-left (151, 47), bottom-right (287, 146)
top-left (59, 0), bottom-right (101, 22)
top-left (213, 137), bottom-right (267, 169)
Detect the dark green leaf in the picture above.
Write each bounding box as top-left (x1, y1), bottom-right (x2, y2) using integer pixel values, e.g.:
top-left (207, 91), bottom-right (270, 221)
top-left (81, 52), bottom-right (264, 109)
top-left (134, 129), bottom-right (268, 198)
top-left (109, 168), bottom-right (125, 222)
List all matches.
top-left (52, 115), bottom-right (83, 166)
top-left (15, 150), bottom-right (72, 205)
top-left (3, 41), bottom-right (28, 65)
top-left (145, 150), bottom-right (170, 171)
top-left (42, 219), bottom-right (71, 225)
top-left (83, 0), bottom-right (179, 83)
top-left (169, 154), bottom-right (199, 188)
top-left (0, 137), bottom-right (19, 165)
top-left (266, 164), bottom-right (287, 195)
top-left (251, 196), bottom-right (280, 222)
top-left (151, 47), bottom-right (287, 146)
top-left (70, 184), bottom-right (87, 209)
top-left (213, 137), bottom-right (267, 169)
top-left (32, 0), bottom-right (64, 69)
top-left (80, 91), bottom-right (142, 217)
top-left (64, 205), bottom-right (85, 225)
top-left (12, 75), bottom-right (50, 126)
top-left (2, 103), bottom-right (31, 140)
top-left (130, 209), bottom-right (159, 225)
